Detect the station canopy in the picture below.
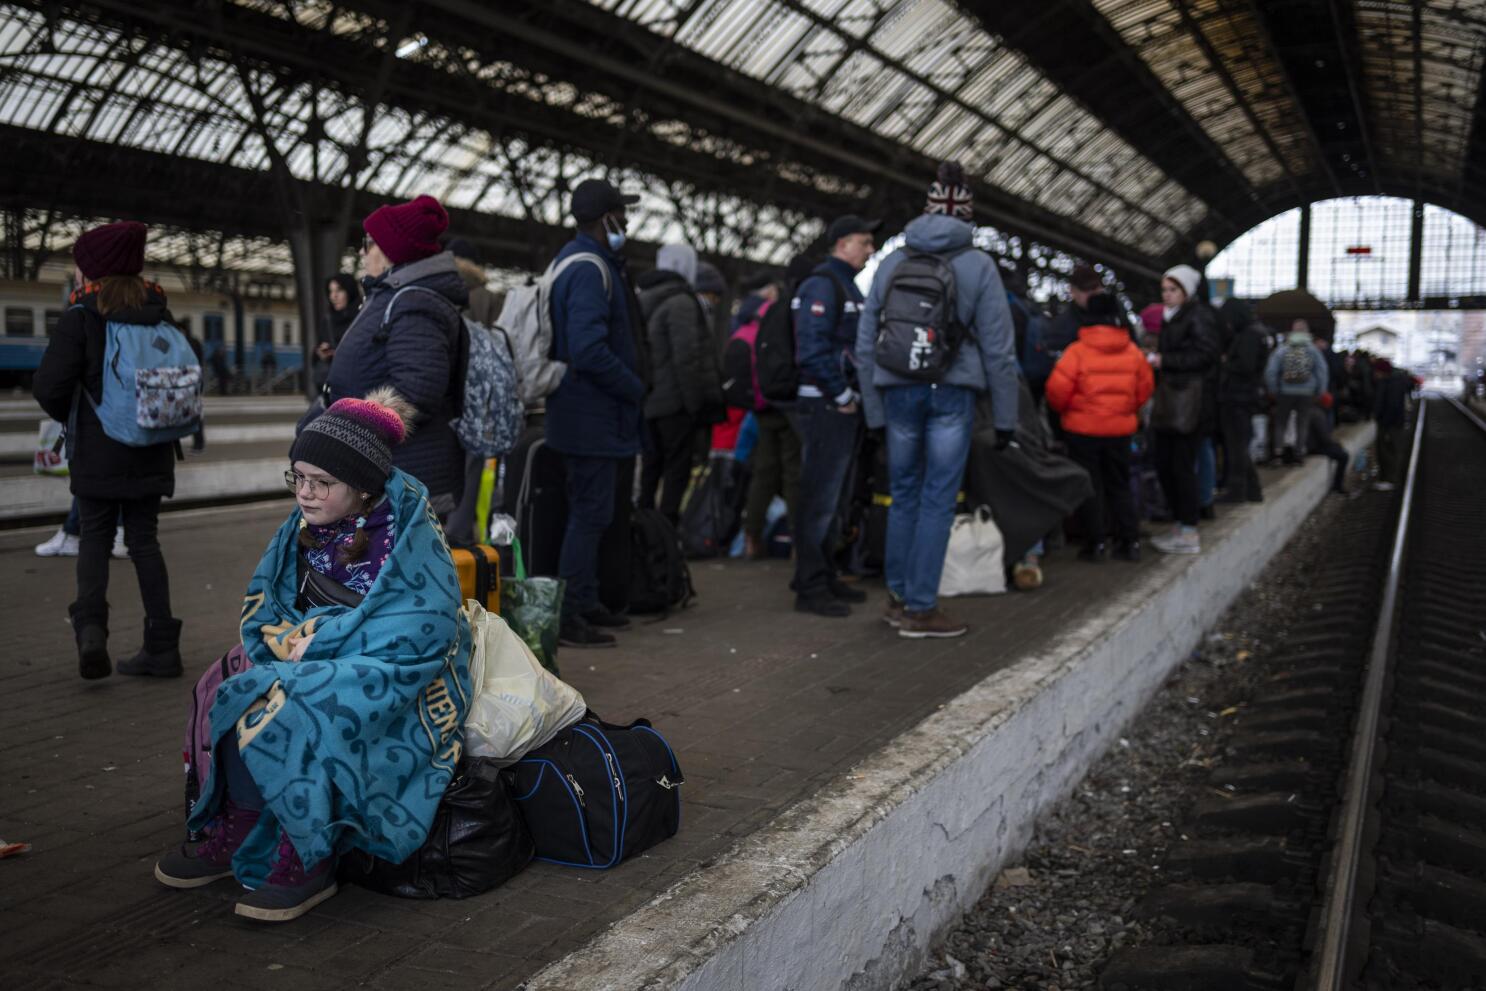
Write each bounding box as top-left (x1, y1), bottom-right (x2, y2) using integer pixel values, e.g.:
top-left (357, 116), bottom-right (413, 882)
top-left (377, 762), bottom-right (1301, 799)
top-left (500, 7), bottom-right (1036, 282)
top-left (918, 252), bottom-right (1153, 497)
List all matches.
top-left (2, 0), bottom-right (1485, 288)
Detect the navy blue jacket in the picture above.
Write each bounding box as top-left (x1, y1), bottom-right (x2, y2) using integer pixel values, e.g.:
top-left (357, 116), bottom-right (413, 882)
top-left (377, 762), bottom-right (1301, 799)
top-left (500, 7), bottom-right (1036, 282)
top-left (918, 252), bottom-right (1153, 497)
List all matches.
top-left (791, 256), bottom-right (863, 403)
top-left (546, 232), bottom-right (645, 458)
top-left (308, 252), bottom-right (468, 507)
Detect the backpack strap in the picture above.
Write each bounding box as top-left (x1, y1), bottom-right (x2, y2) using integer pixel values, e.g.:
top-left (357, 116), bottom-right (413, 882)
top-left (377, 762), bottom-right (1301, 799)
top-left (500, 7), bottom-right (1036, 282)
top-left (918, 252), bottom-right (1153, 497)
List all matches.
top-left (542, 252), bottom-right (614, 362)
top-left (371, 285), bottom-right (460, 344)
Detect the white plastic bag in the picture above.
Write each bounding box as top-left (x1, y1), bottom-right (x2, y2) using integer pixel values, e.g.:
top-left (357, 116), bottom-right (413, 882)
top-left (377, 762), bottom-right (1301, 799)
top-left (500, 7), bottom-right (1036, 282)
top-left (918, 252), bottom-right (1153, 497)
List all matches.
top-left (462, 601), bottom-right (587, 764)
top-left (938, 506), bottom-right (1007, 597)
top-left (1248, 413), bottom-right (1268, 464)
top-left (33, 419), bottom-right (68, 477)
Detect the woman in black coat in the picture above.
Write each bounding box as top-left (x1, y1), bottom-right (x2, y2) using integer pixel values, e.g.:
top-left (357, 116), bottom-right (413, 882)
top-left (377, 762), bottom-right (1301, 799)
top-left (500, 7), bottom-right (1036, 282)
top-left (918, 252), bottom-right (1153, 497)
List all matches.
top-left (312, 272), bottom-right (361, 393)
top-left (1149, 265), bottom-right (1219, 555)
top-left (32, 222), bottom-right (183, 680)
top-left (302, 196), bottom-right (468, 514)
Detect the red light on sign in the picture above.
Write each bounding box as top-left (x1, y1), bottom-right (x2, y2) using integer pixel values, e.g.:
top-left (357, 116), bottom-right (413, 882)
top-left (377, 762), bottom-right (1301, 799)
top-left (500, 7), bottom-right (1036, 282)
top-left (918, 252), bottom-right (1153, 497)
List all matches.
top-left (1345, 246), bottom-right (1372, 255)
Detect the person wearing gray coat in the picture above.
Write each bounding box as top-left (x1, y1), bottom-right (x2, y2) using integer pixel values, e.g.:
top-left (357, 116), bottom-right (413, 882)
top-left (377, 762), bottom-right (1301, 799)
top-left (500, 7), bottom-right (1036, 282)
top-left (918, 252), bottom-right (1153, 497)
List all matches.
top-left (1264, 323), bottom-right (1329, 461)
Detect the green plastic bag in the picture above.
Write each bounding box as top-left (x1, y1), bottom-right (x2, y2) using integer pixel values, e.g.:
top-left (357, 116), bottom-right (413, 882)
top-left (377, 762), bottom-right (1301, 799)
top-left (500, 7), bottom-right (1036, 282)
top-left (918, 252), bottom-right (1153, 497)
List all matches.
top-left (497, 538), bottom-right (564, 676)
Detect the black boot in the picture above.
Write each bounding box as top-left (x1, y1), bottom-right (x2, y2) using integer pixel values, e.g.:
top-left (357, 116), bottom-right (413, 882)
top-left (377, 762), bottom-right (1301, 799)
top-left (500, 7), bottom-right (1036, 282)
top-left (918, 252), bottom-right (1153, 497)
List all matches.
top-left (76, 624), bottom-right (111, 680)
top-left (117, 618), bottom-right (184, 677)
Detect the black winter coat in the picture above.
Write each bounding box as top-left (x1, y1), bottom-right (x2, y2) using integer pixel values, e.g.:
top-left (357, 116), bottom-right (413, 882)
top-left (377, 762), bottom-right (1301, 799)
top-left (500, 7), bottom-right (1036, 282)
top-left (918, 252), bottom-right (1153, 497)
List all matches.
top-left (33, 287), bottom-right (178, 501)
top-left (637, 270), bottom-right (723, 421)
top-left (307, 252), bottom-right (469, 508)
top-left (1157, 301), bottom-right (1221, 435)
top-left (1219, 321), bottom-right (1269, 408)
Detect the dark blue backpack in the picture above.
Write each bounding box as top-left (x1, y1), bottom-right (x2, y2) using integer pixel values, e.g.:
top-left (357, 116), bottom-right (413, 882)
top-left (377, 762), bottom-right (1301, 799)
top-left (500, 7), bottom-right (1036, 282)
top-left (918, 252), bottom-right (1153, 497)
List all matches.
top-left (1010, 292), bottom-right (1054, 385)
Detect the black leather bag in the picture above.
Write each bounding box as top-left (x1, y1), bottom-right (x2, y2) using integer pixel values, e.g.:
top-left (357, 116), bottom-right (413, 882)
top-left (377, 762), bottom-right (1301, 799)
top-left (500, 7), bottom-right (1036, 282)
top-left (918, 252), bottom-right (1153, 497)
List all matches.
top-left (296, 565), bottom-right (364, 611)
top-left (1150, 375), bottom-right (1202, 434)
top-left (338, 757), bottom-right (534, 899)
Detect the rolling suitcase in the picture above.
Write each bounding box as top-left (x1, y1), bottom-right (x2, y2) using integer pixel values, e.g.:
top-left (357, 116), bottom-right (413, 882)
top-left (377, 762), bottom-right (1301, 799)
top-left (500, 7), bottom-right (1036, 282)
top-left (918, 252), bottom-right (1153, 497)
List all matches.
top-left (507, 427), bottom-right (567, 579)
top-left (451, 544), bottom-right (500, 613)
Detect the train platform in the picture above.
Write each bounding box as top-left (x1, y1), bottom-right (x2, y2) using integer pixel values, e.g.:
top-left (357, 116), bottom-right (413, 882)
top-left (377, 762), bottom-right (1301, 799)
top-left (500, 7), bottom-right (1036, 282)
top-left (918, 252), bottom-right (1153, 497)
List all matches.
top-left (0, 423), bottom-right (1372, 991)
top-left (0, 396), bottom-right (308, 522)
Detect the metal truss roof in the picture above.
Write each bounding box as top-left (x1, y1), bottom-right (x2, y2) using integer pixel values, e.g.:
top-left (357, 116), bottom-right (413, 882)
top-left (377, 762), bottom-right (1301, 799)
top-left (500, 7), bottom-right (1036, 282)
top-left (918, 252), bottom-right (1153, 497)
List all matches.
top-left (2, 0), bottom-right (1485, 285)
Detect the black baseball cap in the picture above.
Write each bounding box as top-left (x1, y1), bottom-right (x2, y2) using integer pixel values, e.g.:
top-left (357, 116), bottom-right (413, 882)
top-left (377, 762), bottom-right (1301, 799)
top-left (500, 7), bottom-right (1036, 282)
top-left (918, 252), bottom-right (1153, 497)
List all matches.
top-left (571, 178), bottom-right (640, 224)
top-left (826, 214), bottom-right (882, 244)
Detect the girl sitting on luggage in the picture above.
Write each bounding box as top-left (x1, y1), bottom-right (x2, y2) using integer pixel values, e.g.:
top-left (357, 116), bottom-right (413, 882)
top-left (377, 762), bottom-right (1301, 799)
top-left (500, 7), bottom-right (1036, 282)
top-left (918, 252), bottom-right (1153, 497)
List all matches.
top-left (153, 387), bottom-right (473, 922)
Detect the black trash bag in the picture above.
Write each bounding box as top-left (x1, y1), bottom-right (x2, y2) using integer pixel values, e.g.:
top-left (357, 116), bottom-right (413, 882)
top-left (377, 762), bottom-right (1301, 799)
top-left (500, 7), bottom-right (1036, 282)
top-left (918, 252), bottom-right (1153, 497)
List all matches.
top-left (963, 380), bottom-right (1093, 563)
top-left (338, 757), bottom-right (534, 899)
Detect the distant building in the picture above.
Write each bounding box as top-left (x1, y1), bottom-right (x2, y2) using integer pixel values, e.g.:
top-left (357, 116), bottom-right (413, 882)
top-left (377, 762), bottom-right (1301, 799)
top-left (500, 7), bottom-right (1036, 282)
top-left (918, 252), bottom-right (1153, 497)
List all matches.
top-left (1354, 324), bottom-right (1401, 360)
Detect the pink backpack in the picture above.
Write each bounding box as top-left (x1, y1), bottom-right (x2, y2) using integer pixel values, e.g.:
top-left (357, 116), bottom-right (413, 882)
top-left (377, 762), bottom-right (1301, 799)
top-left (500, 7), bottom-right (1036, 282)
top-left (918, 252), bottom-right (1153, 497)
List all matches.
top-left (720, 301), bottom-right (770, 412)
top-left (184, 644), bottom-right (251, 835)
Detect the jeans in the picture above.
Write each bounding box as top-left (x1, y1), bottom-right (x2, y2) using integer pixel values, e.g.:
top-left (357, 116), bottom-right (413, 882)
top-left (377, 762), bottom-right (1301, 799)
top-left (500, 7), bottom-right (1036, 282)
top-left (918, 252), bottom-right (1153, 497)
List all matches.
top-left (558, 454), bottom-right (618, 618)
top-left (789, 396), bottom-right (862, 598)
top-left (1153, 430), bottom-right (1201, 527)
top-left (883, 384), bottom-right (975, 612)
top-left (72, 495), bottom-right (172, 631)
top-left (1197, 436), bottom-right (1216, 508)
top-left (1219, 404), bottom-right (1262, 500)
top-left (1064, 433), bottom-right (1138, 545)
top-left (639, 412), bottom-right (700, 524)
top-left (745, 407), bottom-right (801, 541)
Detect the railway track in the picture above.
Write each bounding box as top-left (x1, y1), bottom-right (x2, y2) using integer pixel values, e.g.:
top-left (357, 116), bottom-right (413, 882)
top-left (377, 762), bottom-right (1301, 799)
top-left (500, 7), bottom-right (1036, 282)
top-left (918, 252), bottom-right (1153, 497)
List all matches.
top-left (1100, 398), bottom-right (1486, 991)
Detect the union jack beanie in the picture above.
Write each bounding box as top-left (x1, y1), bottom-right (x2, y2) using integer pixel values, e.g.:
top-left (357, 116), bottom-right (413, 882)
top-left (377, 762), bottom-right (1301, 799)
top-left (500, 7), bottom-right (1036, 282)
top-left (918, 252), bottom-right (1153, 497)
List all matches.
top-left (925, 161), bottom-right (973, 221)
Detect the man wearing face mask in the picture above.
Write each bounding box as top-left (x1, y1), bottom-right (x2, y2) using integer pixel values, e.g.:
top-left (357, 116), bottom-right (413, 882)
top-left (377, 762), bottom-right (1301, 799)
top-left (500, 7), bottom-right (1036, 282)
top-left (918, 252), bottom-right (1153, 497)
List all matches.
top-left (546, 178), bottom-right (647, 648)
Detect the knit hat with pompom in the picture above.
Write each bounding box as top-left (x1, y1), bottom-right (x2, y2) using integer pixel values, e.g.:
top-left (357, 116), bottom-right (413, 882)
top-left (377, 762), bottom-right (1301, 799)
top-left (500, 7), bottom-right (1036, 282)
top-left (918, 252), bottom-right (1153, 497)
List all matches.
top-left (925, 161), bottom-right (974, 220)
top-left (289, 387), bottom-right (415, 496)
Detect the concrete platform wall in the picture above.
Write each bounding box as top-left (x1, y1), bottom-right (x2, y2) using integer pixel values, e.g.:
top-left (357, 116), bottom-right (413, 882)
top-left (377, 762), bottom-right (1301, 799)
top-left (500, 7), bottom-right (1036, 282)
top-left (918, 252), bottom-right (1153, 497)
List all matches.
top-left (522, 423), bottom-right (1375, 991)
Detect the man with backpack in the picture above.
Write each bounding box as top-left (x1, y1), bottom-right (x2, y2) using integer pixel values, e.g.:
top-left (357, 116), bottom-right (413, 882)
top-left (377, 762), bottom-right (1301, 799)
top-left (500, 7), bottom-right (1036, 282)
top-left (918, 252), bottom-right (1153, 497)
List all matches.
top-left (856, 161), bottom-right (1019, 638)
top-left (637, 242), bottom-right (724, 523)
top-left (546, 177), bottom-right (647, 648)
top-left (1264, 319), bottom-right (1328, 463)
top-left (789, 216), bottom-right (878, 617)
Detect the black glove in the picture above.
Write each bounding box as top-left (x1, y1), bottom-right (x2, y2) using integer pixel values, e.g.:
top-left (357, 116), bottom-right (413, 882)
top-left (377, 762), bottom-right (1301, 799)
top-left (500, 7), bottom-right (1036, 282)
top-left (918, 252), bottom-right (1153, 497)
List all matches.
top-left (993, 429), bottom-right (1016, 451)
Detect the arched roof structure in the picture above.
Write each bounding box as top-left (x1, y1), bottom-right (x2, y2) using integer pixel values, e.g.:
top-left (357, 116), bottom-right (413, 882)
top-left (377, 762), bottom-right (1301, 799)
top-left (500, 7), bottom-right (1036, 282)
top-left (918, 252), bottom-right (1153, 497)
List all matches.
top-left (2, 0), bottom-right (1484, 291)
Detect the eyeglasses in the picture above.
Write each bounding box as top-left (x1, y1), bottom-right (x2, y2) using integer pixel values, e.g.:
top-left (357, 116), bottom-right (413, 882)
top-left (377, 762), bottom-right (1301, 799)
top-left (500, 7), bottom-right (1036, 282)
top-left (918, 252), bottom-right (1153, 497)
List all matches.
top-left (284, 469), bottom-right (339, 499)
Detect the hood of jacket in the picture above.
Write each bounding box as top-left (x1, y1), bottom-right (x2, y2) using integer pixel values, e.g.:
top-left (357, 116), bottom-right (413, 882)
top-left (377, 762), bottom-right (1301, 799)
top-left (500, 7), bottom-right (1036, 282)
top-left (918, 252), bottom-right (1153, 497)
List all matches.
top-left (903, 213), bottom-right (975, 254)
top-left (377, 250), bottom-right (469, 308)
top-left (1287, 329), bottom-right (1313, 346)
top-left (1076, 324), bottom-right (1134, 353)
top-left (656, 243), bottom-right (698, 289)
top-left (453, 256), bottom-right (488, 290)
top-left (637, 269), bottom-right (691, 313)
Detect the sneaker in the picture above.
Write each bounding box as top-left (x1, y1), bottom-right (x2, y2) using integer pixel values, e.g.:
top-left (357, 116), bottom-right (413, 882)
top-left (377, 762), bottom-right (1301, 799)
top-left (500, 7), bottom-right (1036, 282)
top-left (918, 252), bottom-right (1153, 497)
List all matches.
top-left (111, 526), bottom-right (128, 559)
top-left (35, 528), bottom-right (79, 557)
top-left (794, 594), bottom-right (850, 618)
top-left (1077, 542), bottom-right (1106, 563)
top-left (1012, 560), bottom-right (1043, 591)
top-left (1151, 528), bottom-right (1201, 555)
top-left (1373, 481), bottom-right (1396, 492)
top-left (155, 803), bottom-right (260, 889)
top-left (582, 606), bottom-right (631, 630)
top-left (828, 579), bottom-right (867, 603)
top-left (898, 608), bottom-right (968, 640)
top-left (559, 616), bottom-right (617, 649)
top-left (882, 595), bottom-right (905, 628)
top-left (234, 832), bottom-right (337, 922)
top-left (1112, 540), bottom-right (1141, 563)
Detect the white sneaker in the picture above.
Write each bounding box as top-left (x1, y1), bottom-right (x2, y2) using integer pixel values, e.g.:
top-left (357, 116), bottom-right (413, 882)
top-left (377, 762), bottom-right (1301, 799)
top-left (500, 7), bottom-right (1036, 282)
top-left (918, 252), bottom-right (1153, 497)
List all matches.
top-left (35, 528), bottom-right (80, 557)
top-left (1151, 528), bottom-right (1201, 555)
top-left (1372, 481), bottom-right (1396, 492)
top-left (112, 525), bottom-right (128, 559)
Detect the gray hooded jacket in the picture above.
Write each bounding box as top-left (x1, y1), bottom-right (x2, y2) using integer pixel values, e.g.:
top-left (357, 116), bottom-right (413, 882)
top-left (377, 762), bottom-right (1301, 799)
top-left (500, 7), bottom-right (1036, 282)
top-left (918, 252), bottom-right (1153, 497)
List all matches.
top-left (856, 214), bottom-right (1019, 431)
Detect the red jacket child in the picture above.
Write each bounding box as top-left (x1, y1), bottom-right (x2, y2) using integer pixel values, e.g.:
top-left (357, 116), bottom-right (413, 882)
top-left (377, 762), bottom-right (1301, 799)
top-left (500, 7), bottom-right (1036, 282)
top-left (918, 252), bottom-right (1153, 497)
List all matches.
top-left (1046, 322), bottom-right (1155, 437)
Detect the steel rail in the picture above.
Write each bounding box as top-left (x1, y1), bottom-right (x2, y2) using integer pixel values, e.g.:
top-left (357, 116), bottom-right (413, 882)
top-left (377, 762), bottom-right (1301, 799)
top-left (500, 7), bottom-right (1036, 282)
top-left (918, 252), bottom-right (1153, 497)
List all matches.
top-left (1310, 400), bottom-right (1428, 990)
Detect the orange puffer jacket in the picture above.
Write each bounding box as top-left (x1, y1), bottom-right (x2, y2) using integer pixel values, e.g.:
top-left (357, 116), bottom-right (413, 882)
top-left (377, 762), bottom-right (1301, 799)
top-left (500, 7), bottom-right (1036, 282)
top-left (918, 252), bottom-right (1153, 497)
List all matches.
top-left (1045, 324), bottom-right (1155, 437)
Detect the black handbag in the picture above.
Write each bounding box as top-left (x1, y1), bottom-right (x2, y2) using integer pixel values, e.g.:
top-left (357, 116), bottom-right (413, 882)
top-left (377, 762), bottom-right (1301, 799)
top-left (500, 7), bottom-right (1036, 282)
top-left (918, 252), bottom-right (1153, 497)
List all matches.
top-left (1150, 375), bottom-right (1202, 434)
top-left (338, 757), bottom-right (534, 899)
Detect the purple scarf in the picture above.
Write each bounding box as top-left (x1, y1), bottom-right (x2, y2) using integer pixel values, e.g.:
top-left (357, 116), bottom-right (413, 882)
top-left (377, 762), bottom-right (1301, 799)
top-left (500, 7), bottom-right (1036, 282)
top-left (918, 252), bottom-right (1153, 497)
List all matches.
top-left (300, 496), bottom-right (395, 597)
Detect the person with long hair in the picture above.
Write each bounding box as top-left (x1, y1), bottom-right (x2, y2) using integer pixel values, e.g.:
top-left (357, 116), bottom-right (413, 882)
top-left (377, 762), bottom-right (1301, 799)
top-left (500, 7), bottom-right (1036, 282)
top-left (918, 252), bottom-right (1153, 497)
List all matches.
top-left (313, 273), bottom-right (361, 392)
top-left (33, 221), bottom-right (186, 680)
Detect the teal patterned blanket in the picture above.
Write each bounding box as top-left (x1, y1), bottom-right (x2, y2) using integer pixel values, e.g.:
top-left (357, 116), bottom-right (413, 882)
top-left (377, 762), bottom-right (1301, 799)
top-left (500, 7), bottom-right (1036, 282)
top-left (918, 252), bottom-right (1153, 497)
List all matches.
top-left (189, 468), bottom-right (472, 885)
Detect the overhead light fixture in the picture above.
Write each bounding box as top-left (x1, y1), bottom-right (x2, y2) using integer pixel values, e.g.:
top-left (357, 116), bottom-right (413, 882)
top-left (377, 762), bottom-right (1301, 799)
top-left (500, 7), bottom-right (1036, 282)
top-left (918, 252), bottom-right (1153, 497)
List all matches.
top-left (396, 35), bottom-right (428, 58)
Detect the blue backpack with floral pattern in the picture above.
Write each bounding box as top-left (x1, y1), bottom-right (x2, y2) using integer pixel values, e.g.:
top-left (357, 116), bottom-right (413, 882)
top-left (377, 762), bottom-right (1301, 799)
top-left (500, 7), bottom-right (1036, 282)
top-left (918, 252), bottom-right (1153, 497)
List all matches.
top-left (78, 309), bottom-right (202, 447)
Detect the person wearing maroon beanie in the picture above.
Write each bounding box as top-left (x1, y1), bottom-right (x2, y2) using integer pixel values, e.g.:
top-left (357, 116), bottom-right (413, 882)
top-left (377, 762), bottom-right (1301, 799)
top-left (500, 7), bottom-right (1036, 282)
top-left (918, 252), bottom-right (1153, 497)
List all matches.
top-left (73, 220), bottom-right (148, 281)
top-left (303, 195), bottom-right (469, 515)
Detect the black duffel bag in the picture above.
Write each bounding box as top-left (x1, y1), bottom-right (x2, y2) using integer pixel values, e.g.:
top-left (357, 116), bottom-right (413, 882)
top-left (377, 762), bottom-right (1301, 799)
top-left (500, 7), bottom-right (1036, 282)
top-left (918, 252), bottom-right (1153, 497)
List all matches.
top-left (339, 757), bottom-right (534, 899)
top-left (508, 713), bottom-right (683, 869)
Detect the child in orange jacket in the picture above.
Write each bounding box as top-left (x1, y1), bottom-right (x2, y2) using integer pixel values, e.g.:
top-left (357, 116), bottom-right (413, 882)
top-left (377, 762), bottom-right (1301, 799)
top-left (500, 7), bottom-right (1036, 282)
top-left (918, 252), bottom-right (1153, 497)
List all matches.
top-left (1045, 294), bottom-right (1154, 561)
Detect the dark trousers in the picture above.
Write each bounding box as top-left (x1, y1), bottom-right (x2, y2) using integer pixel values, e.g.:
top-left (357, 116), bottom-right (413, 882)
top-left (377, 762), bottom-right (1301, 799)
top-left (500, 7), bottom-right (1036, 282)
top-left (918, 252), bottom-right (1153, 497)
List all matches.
top-left (1275, 394), bottom-right (1313, 458)
top-left (558, 454), bottom-right (618, 618)
top-left (639, 412), bottom-right (698, 524)
top-left (745, 407), bottom-right (801, 541)
top-left (1220, 403), bottom-right (1263, 501)
top-left (1064, 433), bottom-right (1138, 545)
top-left (789, 397), bottom-right (861, 598)
top-left (1376, 426), bottom-right (1404, 484)
top-left (72, 495), bottom-right (172, 630)
top-left (1153, 430), bottom-right (1201, 527)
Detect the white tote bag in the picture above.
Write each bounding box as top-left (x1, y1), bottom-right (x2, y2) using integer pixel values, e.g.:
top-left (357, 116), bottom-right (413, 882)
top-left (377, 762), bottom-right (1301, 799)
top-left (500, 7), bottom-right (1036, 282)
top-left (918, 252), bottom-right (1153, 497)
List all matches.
top-left (938, 506), bottom-right (1007, 597)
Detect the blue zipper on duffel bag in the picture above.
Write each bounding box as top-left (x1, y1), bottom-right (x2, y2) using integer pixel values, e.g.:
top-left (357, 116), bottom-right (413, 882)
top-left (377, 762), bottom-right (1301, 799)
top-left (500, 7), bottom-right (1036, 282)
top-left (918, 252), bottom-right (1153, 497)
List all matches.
top-left (513, 757), bottom-right (597, 868)
top-left (572, 725), bottom-right (625, 867)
